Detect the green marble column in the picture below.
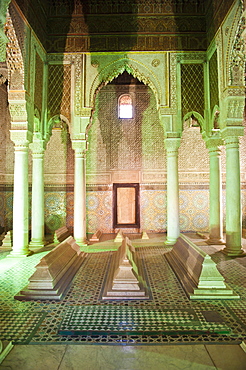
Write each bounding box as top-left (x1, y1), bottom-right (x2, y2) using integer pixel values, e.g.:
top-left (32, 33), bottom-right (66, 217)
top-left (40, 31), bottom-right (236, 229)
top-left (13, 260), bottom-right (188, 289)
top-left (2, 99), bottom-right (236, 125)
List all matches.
top-left (72, 140), bottom-right (87, 247)
top-left (222, 133), bottom-right (244, 256)
top-left (165, 137), bottom-right (181, 245)
top-left (29, 137), bottom-right (45, 250)
top-left (206, 138), bottom-right (224, 244)
top-left (9, 138), bottom-right (30, 256)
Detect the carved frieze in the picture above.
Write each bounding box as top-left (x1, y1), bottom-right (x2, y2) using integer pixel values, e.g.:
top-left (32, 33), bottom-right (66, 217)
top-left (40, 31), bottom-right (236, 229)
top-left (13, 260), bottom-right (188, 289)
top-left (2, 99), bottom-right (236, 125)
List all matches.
top-left (9, 102), bottom-right (27, 122)
top-left (46, 35), bottom-right (207, 53)
top-left (48, 16), bottom-right (206, 35)
top-left (221, 126), bottom-right (244, 140)
top-left (226, 99), bottom-right (245, 119)
top-left (176, 52), bottom-right (206, 63)
top-left (86, 173), bottom-right (111, 184)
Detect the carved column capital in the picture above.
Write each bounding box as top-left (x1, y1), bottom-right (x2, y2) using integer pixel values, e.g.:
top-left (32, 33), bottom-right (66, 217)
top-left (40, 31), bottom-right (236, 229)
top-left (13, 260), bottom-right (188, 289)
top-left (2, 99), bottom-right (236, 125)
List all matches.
top-left (221, 126), bottom-right (244, 146)
top-left (164, 136), bottom-right (181, 154)
top-left (72, 139), bottom-right (88, 157)
top-left (29, 138), bottom-right (45, 156)
top-left (10, 130), bottom-right (32, 148)
top-left (205, 135), bottom-right (223, 152)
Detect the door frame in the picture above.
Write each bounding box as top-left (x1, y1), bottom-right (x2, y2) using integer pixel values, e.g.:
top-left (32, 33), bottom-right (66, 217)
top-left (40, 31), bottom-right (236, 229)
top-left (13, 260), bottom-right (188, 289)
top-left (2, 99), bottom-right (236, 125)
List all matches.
top-left (113, 183), bottom-right (140, 228)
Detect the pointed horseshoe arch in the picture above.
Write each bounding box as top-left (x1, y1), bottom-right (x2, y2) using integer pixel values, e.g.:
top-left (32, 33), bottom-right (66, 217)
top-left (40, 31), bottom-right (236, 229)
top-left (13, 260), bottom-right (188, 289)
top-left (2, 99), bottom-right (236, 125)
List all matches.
top-left (46, 114), bottom-right (71, 143)
top-left (183, 111), bottom-right (204, 131)
top-left (89, 58), bottom-right (162, 109)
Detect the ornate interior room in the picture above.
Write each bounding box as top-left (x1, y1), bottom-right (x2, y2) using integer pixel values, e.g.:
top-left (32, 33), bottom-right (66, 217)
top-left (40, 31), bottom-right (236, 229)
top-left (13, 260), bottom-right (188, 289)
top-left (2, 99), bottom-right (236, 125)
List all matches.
top-left (0, 0), bottom-right (246, 368)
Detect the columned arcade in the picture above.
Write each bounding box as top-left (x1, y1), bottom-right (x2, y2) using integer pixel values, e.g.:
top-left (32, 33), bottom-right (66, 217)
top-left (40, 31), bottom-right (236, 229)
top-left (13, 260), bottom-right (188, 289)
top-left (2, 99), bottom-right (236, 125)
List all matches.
top-left (0, 0), bottom-right (246, 364)
top-left (0, 1), bottom-right (245, 257)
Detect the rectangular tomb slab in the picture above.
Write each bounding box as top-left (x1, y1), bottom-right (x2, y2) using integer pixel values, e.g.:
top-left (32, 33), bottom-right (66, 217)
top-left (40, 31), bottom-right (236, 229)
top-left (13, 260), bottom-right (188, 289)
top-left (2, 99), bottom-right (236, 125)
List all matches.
top-left (165, 234), bottom-right (240, 300)
top-left (15, 236), bottom-right (86, 301)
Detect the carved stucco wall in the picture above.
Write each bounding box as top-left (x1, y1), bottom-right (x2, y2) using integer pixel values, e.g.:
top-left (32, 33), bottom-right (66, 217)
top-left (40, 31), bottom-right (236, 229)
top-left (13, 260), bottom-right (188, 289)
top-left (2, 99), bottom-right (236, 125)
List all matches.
top-left (87, 83), bottom-right (165, 174)
top-left (1, 1), bottom-right (245, 234)
top-left (1, 87), bottom-right (246, 234)
top-left (1, 71), bottom-right (246, 233)
top-left (87, 83), bottom-right (211, 233)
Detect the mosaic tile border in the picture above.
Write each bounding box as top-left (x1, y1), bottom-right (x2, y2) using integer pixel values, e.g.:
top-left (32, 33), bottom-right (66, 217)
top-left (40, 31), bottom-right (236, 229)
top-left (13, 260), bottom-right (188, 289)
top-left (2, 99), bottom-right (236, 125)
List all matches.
top-left (58, 306), bottom-right (230, 336)
top-left (0, 311), bottom-right (47, 344)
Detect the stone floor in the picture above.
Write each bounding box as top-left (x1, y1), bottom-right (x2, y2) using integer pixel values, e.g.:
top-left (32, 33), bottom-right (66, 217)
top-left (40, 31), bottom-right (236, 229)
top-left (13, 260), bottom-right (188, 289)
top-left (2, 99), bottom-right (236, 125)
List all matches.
top-left (0, 233), bottom-right (246, 368)
top-left (1, 343), bottom-right (246, 369)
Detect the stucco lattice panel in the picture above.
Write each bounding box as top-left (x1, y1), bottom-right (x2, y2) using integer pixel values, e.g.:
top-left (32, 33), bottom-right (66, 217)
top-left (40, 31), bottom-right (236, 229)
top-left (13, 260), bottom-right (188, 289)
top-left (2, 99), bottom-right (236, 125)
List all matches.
top-left (0, 84), bottom-right (14, 176)
top-left (86, 191), bottom-right (112, 233)
top-left (66, 192), bottom-right (74, 229)
top-left (87, 85), bottom-right (165, 174)
top-left (48, 64), bottom-right (71, 120)
top-left (5, 12), bottom-right (24, 90)
top-left (0, 85), bottom-right (8, 175)
top-left (34, 53), bottom-right (43, 113)
top-left (209, 50), bottom-right (219, 111)
top-left (181, 63), bottom-right (204, 117)
top-left (44, 130), bottom-right (67, 177)
top-left (87, 118), bottom-right (107, 172)
top-left (179, 126), bottom-right (209, 173)
top-left (140, 91), bottom-right (166, 171)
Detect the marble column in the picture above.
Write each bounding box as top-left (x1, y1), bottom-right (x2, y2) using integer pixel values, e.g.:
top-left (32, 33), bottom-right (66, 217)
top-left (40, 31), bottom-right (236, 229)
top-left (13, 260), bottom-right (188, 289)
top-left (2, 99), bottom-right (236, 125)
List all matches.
top-left (165, 137), bottom-right (181, 245)
top-left (72, 140), bottom-right (87, 247)
top-left (223, 134), bottom-right (244, 256)
top-left (9, 137), bottom-right (30, 256)
top-left (29, 137), bottom-right (45, 250)
top-left (206, 138), bottom-right (224, 244)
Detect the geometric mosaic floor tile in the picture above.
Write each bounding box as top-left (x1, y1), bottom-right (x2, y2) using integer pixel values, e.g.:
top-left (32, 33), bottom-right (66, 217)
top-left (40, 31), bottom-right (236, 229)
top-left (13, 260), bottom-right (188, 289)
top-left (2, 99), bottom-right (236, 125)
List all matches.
top-left (0, 243), bottom-right (245, 345)
top-left (58, 306), bottom-right (231, 336)
top-left (0, 311), bottom-right (47, 344)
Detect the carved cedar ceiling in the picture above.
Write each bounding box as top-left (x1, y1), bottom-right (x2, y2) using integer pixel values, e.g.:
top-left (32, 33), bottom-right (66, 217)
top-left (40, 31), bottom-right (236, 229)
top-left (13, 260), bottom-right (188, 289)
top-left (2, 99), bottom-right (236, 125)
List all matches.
top-left (12, 0), bottom-right (236, 53)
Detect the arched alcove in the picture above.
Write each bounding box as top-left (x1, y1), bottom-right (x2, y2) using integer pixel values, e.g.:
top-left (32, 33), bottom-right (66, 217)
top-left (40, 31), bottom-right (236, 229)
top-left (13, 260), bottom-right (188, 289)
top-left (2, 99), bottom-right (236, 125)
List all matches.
top-left (44, 114), bottom-right (74, 233)
top-left (86, 70), bottom-right (166, 233)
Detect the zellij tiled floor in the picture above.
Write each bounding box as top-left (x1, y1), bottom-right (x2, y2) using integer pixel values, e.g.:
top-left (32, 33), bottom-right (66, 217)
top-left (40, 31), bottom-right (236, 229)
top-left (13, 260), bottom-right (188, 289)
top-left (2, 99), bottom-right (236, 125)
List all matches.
top-left (0, 234), bottom-right (245, 345)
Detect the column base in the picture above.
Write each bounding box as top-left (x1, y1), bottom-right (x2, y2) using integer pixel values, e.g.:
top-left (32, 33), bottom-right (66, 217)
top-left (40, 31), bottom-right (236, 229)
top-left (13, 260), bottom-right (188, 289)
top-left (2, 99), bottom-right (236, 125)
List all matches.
top-left (221, 246), bottom-right (245, 257)
top-left (206, 238), bottom-right (225, 245)
top-left (29, 239), bottom-right (45, 251)
top-left (7, 250), bottom-right (30, 258)
top-left (165, 237), bottom-right (178, 246)
top-left (74, 238), bottom-right (88, 250)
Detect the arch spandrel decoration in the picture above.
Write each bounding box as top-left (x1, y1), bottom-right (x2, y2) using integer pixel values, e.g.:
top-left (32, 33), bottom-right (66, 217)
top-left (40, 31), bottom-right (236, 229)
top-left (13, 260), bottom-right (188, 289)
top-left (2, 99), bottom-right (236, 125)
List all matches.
top-left (89, 57), bottom-right (162, 110)
top-left (46, 114), bottom-right (71, 145)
